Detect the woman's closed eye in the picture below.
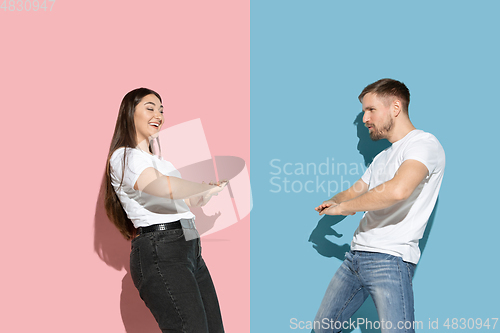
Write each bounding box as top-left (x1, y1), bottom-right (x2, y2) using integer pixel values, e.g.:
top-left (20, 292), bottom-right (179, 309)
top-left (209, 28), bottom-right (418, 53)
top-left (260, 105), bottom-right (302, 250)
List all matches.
top-left (147, 108), bottom-right (163, 114)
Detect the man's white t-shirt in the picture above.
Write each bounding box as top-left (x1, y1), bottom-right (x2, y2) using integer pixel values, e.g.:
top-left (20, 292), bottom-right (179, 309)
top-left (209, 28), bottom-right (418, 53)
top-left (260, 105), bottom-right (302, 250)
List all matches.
top-left (109, 147), bottom-right (195, 228)
top-left (351, 129), bottom-right (445, 264)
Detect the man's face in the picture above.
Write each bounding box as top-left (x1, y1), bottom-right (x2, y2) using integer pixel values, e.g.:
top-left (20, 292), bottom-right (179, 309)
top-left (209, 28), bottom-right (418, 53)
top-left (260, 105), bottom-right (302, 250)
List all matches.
top-left (361, 92), bottom-right (394, 141)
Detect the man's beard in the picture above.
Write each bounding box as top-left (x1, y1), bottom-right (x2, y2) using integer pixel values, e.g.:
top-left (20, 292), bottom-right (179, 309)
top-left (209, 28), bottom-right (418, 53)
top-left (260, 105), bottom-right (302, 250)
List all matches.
top-left (367, 117), bottom-right (393, 141)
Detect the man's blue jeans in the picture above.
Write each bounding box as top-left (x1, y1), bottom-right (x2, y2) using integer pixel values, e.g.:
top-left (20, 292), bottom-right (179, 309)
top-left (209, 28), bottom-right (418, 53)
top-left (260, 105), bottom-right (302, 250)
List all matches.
top-left (314, 250), bottom-right (416, 333)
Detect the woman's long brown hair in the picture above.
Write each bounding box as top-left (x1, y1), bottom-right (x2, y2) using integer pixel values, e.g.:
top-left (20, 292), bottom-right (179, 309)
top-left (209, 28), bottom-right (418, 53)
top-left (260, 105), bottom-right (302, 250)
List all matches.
top-left (104, 88), bottom-right (162, 240)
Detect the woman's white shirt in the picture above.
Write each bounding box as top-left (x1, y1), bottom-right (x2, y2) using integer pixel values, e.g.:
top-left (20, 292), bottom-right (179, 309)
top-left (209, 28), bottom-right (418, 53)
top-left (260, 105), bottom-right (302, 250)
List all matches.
top-left (110, 147), bottom-right (195, 228)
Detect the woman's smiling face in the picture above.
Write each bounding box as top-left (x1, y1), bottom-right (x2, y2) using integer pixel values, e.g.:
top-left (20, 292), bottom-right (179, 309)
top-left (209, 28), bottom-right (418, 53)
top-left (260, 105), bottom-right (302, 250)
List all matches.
top-left (134, 94), bottom-right (164, 146)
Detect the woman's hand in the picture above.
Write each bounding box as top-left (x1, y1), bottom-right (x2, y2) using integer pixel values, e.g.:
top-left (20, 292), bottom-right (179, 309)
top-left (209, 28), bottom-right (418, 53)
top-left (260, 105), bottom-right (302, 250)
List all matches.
top-left (207, 180), bottom-right (228, 194)
top-left (190, 180), bottom-right (229, 207)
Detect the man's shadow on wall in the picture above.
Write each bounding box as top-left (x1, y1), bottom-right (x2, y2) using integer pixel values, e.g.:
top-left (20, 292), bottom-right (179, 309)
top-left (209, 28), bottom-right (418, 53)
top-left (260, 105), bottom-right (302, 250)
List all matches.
top-left (308, 112), bottom-right (439, 333)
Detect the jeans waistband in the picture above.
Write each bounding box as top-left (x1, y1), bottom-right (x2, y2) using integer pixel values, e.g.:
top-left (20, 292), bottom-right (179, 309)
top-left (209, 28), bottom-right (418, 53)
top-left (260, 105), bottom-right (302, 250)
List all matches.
top-left (137, 218), bottom-right (195, 235)
top-left (137, 221), bottom-right (182, 236)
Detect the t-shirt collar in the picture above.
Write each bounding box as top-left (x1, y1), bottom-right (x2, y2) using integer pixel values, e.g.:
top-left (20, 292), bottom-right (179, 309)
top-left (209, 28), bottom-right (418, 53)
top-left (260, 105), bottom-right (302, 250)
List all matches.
top-left (392, 129), bottom-right (420, 146)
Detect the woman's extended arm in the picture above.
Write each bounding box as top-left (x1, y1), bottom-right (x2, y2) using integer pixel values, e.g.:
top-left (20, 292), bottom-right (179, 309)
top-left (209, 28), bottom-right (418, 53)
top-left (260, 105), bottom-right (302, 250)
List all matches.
top-left (133, 167), bottom-right (226, 200)
top-left (185, 180), bottom-right (228, 207)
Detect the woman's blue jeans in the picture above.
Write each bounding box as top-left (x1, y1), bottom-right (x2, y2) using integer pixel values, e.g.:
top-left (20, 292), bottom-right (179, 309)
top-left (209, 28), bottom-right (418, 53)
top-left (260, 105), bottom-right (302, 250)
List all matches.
top-left (314, 250), bottom-right (416, 333)
top-left (130, 228), bottom-right (224, 333)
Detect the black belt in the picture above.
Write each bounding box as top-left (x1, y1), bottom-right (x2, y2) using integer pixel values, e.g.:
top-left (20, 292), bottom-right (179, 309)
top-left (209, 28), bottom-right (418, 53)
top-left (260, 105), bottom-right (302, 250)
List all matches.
top-left (137, 220), bottom-right (182, 236)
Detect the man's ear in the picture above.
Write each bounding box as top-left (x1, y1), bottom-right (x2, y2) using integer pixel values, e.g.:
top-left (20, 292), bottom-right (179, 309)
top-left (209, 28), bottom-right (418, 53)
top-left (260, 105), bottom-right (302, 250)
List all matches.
top-left (393, 99), bottom-right (402, 117)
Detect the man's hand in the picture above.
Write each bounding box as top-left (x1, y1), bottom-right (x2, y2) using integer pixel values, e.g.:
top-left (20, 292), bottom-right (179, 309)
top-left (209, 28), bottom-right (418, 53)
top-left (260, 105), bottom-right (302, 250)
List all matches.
top-left (314, 178), bottom-right (368, 214)
top-left (320, 202), bottom-right (356, 216)
top-left (315, 199), bottom-right (337, 214)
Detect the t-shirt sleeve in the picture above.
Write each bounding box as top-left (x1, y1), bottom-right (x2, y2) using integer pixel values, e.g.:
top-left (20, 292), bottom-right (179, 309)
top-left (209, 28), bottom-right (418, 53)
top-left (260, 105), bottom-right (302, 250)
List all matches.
top-left (361, 161), bottom-right (372, 185)
top-left (110, 148), bottom-right (155, 189)
top-left (403, 136), bottom-right (440, 176)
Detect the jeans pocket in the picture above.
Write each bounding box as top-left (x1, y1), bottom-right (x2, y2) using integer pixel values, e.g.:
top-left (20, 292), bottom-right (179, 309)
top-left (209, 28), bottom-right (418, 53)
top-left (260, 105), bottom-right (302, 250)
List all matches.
top-left (405, 261), bottom-right (416, 287)
top-left (130, 247), bottom-right (143, 288)
top-left (155, 228), bottom-right (185, 243)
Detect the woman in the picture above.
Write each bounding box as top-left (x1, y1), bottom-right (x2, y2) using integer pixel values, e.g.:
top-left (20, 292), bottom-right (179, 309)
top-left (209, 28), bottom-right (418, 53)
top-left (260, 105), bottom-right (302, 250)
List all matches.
top-left (104, 87), bottom-right (227, 333)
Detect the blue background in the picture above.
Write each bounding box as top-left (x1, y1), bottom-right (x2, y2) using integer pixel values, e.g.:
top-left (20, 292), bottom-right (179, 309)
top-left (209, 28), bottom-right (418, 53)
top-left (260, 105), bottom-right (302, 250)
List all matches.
top-left (251, 1), bottom-right (500, 332)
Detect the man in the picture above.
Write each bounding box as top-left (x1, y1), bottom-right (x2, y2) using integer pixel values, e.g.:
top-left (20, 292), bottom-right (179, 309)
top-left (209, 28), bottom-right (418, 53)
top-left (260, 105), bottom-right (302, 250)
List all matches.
top-left (313, 78), bottom-right (445, 333)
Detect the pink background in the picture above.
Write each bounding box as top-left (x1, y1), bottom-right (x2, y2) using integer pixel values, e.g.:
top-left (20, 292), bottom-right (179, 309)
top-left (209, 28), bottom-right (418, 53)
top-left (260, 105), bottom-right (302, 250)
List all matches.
top-left (0, 1), bottom-right (249, 332)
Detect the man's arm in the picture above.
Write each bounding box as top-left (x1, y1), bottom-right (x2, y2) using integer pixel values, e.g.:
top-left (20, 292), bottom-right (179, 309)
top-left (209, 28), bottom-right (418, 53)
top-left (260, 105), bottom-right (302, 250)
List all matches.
top-left (315, 177), bottom-right (369, 213)
top-left (321, 159), bottom-right (428, 216)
